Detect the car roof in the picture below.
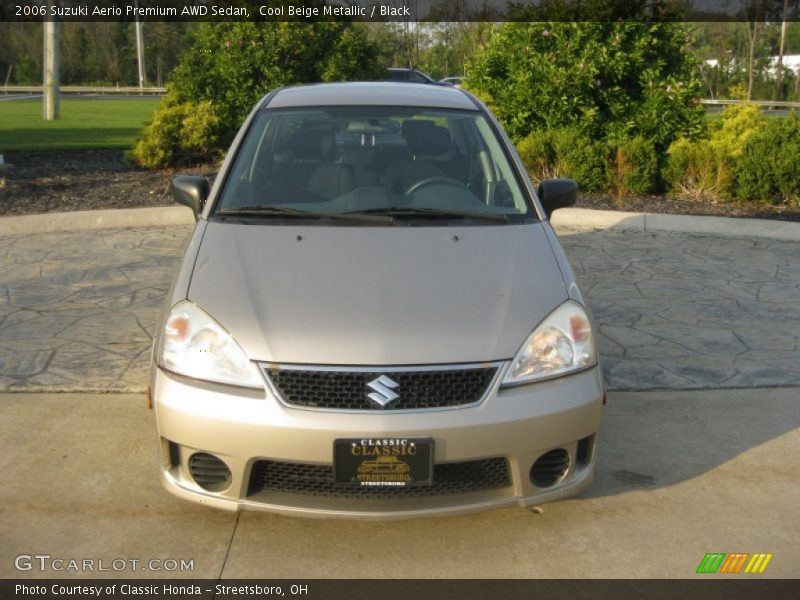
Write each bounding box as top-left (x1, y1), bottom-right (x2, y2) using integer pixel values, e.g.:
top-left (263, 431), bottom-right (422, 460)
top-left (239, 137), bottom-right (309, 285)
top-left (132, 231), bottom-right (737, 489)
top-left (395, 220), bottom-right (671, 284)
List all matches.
top-left (265, 82), bottom-right (479, 111)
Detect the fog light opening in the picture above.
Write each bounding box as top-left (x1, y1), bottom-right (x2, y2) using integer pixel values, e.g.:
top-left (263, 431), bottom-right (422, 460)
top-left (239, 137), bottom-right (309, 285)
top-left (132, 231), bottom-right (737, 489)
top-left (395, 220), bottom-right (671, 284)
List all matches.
top-left (576, 435), bottom-right (594, 467)
top-left (167, 440), bottom-right (180, 469)
top-left (188, 452), bottom-right (232, 492)
top-left (530, 449), bottom-right (570, 488)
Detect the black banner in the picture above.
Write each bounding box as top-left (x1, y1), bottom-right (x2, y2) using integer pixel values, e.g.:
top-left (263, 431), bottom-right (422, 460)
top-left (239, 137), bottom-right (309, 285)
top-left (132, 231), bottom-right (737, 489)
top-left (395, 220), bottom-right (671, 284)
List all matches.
top-left (1, 0), bottom-right (800, 23)
top-left (2, 579), bottom-right (800, 600)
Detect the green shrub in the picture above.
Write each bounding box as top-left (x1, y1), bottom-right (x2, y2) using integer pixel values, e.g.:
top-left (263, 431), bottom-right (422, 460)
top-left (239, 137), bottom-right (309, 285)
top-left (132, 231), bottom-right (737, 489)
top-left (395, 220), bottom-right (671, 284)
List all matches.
top-left (517, 127), bottom-right (606, 192)
top-left (664, 137), bottom-right (723, 200)
top-left (735, 114), bottom-right (800, 204)
top-left (170, 22), bottom-right (384, 146)
top-left (665, 102), bottom-right (761, 200)
top-left (606, 136), bottom-right (659, 197)
top-left (516, 130), bottom-right (558, 182)
top-left (129, 92), bottom-right (220, 169)
top-left (551, 128), bottom-right (607, 193)
top-left (466, 22), bottom-right (704, 151)
top-left (468, 23), bottom-right (704, 195)
top-left (132, 22), bottom-right (383, 168)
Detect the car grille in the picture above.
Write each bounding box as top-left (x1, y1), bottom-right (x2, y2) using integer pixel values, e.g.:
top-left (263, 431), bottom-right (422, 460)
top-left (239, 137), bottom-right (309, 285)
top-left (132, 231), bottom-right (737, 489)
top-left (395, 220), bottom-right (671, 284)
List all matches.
top-left (263, 365), bottom-right (499, 410)
top-left (248, 457), bottom-right (511, 499)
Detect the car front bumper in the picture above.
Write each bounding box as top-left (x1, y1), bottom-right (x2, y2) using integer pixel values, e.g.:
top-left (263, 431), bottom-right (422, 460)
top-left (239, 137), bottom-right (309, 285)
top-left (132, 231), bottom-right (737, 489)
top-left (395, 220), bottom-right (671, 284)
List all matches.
top-left (152, 363), bottom-right (604, 520)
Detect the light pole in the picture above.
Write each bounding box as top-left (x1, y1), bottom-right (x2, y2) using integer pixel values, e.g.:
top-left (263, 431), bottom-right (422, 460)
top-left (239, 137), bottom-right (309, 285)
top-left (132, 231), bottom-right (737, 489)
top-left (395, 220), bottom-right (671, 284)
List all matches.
top-left (43, 4), bottom-right (60, 120)
top-left (134, 0), bottom-right (146, 89)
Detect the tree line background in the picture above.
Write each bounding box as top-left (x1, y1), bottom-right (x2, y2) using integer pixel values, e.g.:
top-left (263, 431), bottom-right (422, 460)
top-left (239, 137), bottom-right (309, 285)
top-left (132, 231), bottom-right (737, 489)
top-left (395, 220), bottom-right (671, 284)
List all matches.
top-left (2, 20), bottom-right (800, 101)
top-left (1, 2), bottom-right (799, 205)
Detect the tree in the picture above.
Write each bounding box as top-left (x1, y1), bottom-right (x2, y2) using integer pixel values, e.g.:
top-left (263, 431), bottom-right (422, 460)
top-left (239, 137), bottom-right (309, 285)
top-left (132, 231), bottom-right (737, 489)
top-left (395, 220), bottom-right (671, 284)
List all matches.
top-left (739, 0), bottom-right (791, 99)
top-left (689, 21), bottom-right (797, 102)
top-left (744, 21), bottom-right (761, 100)
top-left (143, 22), bottom-right (193, 87)
top-left (465, 22), bottom-right (704, 151)
top-left (774, 0), bottom-right (791, 100)
top-left (0, 23), bottom-right (42, 84)
top-left (505, 0), bottom-right (685, 21)
top-left (168, 21), bottom-right (383, 143)
top-left (131, 20), bottom-right (383, 167)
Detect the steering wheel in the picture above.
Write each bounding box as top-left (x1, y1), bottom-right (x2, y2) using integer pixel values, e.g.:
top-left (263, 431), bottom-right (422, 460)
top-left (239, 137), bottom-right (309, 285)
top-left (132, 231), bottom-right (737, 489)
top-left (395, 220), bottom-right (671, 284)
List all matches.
top-left (404, 177), bottom-right (470, 196)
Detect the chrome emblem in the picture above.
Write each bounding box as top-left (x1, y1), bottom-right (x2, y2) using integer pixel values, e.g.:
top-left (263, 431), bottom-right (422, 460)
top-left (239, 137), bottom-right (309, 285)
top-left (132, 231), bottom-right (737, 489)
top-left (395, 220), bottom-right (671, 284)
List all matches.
top-left (366, 375), bottom-right (400, 407)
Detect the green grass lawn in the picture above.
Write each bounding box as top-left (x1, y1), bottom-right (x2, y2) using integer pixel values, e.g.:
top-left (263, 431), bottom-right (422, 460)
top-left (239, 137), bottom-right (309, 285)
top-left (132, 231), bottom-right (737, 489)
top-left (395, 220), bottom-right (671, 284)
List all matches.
top-left (0, 97), bottom-right (160, 151)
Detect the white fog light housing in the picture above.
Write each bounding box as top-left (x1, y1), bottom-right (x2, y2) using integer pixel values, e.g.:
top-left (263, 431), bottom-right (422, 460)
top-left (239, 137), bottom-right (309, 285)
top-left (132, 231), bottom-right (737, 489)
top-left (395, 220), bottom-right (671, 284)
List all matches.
top-left (155, 300), bottom-right (263, 389)
top-left (503, 301), bottom-right (597, 386)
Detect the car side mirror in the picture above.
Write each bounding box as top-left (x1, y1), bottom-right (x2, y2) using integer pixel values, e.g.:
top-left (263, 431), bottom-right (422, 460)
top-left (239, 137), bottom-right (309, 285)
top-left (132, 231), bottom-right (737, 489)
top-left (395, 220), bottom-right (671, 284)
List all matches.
top-left (537, 178), bottom-right (578, 218)
top-left (171, 175), bottom-right (209, 218)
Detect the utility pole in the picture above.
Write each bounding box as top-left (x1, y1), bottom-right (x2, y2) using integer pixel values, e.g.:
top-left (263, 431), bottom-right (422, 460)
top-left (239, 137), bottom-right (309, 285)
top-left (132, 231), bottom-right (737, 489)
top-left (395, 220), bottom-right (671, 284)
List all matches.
top-left (43, 8), bottom-right (60, 120)
top-left (134, 0), bottom-right (146, 89)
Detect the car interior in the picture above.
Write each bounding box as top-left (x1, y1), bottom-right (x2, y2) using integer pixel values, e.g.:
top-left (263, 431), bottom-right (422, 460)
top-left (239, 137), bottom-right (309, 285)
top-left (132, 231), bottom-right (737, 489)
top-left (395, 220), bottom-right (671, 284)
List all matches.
top-left (220, 108), bottom-right (527, 215)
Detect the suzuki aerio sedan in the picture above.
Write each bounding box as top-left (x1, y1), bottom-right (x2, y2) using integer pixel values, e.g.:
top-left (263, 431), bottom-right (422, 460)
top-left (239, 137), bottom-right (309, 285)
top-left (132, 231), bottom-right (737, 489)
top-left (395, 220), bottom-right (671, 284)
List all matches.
top-left (152, 82), bottom-right (604, 519)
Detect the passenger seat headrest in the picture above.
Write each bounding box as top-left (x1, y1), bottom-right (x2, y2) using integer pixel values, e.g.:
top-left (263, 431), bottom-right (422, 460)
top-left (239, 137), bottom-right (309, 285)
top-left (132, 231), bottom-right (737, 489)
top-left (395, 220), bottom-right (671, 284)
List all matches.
top-left (402, 120), bottom-right (451, 157)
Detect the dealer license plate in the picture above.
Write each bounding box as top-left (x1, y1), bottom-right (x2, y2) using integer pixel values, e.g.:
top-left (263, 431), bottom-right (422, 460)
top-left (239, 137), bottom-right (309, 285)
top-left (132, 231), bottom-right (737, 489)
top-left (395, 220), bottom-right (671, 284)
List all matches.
top-left (334, 438), bottom-right (433, 487)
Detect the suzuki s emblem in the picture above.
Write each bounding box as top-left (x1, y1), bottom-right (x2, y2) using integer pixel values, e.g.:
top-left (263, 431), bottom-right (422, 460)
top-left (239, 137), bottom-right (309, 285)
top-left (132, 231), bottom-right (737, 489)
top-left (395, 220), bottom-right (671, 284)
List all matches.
top-left (366, 375), bottom-right (400, 407)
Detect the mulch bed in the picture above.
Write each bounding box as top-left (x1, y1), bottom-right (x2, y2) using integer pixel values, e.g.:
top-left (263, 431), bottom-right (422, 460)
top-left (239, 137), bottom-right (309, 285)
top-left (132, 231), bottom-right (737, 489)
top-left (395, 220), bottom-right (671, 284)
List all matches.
top-left (1, 149), bottom-right (799, 221)
top-left (0, 150), bottom-right (216, 216)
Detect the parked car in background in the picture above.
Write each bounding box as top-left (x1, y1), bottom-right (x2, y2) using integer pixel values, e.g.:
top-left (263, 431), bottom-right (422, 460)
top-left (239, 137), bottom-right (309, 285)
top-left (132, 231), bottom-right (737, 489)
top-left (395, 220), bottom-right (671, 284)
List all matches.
top-left (154, 82), bottom-right (604, 519)
top-left (439, 76), bottom-right (464, 88)
top-left (386, 67), bottom-right (437, 84)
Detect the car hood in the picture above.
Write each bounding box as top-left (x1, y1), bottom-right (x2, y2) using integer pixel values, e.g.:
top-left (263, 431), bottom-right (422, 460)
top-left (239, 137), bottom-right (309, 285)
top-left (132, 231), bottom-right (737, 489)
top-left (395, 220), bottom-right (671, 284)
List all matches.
top-left (188, 221), bottom-right (568, 365)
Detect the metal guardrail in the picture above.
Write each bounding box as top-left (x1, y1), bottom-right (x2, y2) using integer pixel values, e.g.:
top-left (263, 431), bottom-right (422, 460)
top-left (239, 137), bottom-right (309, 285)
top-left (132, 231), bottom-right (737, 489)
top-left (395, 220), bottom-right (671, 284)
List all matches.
top-left (0, 85), bottom-right (166, 95)
top-left (1, 88), bottom-right (795, 106)
top-left (699, 98), bottom-right (800, 109)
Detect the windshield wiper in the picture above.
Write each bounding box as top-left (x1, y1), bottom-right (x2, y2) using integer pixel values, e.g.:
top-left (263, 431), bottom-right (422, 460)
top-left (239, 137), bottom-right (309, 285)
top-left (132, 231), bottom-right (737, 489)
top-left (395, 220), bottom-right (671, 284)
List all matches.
top-left (345, 206), bottom-right (510, 222)
top-left (215, 205), bottom-right (393, 223)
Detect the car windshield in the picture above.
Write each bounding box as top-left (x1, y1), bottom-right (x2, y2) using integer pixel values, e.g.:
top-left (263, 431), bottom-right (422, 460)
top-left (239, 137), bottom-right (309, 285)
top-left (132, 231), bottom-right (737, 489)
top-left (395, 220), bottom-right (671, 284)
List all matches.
top-left (214, 106), bottom-right (533, 224)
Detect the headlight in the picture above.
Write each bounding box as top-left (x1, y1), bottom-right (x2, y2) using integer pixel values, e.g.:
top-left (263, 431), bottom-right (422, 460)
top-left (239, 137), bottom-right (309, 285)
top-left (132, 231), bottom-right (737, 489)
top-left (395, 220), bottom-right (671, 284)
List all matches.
top-left (155, 300), bottom-right (263, 388)
top-left (503, 301), bottom-right (597, 386)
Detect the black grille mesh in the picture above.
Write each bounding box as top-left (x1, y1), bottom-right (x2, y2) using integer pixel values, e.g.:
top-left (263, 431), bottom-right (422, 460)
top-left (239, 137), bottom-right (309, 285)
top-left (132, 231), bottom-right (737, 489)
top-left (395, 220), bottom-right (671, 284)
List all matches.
top-left (265, 366), bottom-right (497, 410)
top-left (248, 457), bottom-right (511, 499)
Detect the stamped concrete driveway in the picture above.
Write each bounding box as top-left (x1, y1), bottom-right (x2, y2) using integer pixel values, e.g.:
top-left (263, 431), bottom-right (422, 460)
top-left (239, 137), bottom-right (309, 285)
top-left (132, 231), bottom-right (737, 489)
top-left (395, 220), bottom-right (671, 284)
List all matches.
top-left (0, 224), bottom-right (798, 391)
top-left (560, 227), bottom-right (800, 389)
top-left (1, 221), bottom-right (799, 580)
top-left (0, 226), bottom-right (191, 391)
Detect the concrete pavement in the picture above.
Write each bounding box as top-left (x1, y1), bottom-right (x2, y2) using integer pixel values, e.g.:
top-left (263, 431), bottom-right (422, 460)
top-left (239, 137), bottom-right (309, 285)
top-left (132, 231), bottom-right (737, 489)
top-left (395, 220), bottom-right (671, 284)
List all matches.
top-left (0, 209), bottom-right (797, 580)
top-left (560, 226), bottom-right (800, 390)
top-left (1, 223), bottom-right (798, 391)
top-left (551, 207), bottom-right (800, 241)
top-left (0, 207), bottom-right (194, 237)
top-left (3, 205), bottom-right (800, 240)
top-left (0, 393), bottom-right (233, 580)
top-left (0, 226), bottom-right (192, 392)
top-left (1, 387), bottom-right (797, 578)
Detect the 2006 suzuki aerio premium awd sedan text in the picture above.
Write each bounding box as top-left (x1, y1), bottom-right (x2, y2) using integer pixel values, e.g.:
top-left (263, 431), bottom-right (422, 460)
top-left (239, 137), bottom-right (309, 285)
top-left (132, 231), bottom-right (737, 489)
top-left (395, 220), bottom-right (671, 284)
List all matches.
top-left (151, 82), bottom-right (604, 519)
